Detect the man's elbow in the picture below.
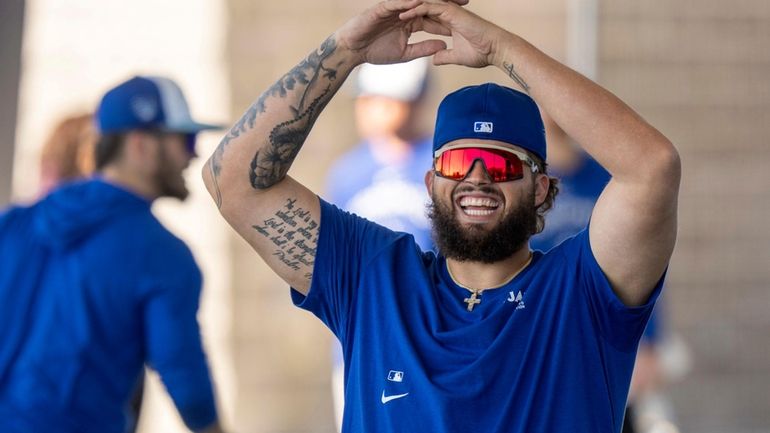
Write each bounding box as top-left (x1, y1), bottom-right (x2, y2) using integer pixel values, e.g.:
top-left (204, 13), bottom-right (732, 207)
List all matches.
top-left (200, 157), bottom-right (224, 209)
top-left (655, 139), bottom-right (681, 186)
top-left (637, 136), bottom-right (680, 187)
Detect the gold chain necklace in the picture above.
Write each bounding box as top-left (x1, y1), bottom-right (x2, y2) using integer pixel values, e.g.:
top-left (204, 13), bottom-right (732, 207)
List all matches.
top-left (447, 253), bottom-right (533, 312)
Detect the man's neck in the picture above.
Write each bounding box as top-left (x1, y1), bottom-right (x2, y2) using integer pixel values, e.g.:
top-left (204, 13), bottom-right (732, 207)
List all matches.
top-left (446, 246), bottom-right (533, 291)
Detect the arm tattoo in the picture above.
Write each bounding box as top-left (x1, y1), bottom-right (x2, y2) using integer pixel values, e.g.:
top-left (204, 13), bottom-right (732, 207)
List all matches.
top-left (208, 85), bottom-right (266, 208)
top-left (207, 159), bottom-right (223, 208)
top-left (250, 36), bottom-right (339, 190)
top-left (206, 36), bottom-right (340, 207)
top-left (503, 61), bottom-right (531, 93)
top-left (252, 198), bottom-right (319, 282)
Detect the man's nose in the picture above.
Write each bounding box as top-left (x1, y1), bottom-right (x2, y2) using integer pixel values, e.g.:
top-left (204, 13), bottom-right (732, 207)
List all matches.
top-left (463, 160), bottom-right (492, 185)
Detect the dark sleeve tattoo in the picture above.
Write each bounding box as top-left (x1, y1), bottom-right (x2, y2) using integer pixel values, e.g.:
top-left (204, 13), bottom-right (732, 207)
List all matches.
top-left (207, 158), bottom-right (223, 208)
top-left (503, 61), bottom-right (530, 93)
top-left (206, 36), bottom-right (340, 207)
top-left (250, 36), bottom-right (339, 190)
top-left (252, 198), bottom-right (319, 282)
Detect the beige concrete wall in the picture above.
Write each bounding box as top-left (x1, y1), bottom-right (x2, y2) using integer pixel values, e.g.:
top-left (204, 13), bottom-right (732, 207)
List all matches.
top-left (223, 1), bottom-right (567, 431)
top-left (600, 0), bottom-right (770, 431)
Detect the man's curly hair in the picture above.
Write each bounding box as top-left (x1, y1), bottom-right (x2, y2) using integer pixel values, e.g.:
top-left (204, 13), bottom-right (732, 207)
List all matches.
top-left (531, 153), bottom-right (560, 235)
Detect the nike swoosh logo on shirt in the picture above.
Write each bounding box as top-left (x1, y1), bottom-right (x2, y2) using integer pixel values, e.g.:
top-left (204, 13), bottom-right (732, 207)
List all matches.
top-left (381, 391), bottom-right (409, 404)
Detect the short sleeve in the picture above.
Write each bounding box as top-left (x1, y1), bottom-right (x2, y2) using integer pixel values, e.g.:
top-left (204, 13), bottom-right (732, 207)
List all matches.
top-left (291, 199), bottom-right (403, 342)
top-left (570, 230), bottom-right (665, 352)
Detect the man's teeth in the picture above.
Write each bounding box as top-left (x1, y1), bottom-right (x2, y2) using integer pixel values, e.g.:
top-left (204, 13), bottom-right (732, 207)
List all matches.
top-left (459, 197), bottom-right (499, 208)
top-left (458, 197), bottom-right (499, 216)
top-left (464, 208), bottom-right (495, 216)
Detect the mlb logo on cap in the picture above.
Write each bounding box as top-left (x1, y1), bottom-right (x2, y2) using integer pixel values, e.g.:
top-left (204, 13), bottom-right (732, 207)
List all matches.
top-left (474, 122), bottom-right (494, 133)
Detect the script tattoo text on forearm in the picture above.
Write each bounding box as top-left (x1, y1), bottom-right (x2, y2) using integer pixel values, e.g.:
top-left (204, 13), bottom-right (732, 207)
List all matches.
top-left (252, 198), bottom-right (318, 281)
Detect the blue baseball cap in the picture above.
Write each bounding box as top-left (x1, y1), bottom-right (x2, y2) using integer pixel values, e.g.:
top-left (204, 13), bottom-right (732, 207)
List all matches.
top-left (96, 76), bottom-right (222, 135)
top-left (433, 83), bottom-right (546, 162)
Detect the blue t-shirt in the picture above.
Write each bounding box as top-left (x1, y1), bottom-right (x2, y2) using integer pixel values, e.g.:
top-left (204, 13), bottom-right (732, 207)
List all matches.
top-left (325, 137), bottom-right (434, 251)
top-left (294, 200), bottom-right (662, 433)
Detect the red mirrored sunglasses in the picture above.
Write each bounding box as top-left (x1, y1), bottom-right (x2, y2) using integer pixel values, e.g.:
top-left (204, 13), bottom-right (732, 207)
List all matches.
top-left (433, 144), bottom-right (538, 182)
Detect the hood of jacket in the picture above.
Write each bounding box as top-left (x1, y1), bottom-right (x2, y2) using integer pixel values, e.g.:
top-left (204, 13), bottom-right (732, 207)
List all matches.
top-left (33, 178), bottom-right (151, 251)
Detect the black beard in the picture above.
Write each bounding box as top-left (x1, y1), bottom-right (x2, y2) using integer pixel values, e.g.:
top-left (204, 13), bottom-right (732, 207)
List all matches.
top-left (155, 167), bottom-right (189, 201)
top-left (428, 185), bottom-right (537, 263)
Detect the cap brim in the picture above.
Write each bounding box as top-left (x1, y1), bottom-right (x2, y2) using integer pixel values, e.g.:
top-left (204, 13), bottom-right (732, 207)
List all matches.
top-left (164, 121), bottom-right (225, 134)
top-left (434, 141), bottom-right (524, 157)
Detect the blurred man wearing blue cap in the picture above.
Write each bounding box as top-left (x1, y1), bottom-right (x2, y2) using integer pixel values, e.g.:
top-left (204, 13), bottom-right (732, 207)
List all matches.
top-left (0, 76), bottom-right (225, 433)
top-left (204, 1), bottom-right (680, 432)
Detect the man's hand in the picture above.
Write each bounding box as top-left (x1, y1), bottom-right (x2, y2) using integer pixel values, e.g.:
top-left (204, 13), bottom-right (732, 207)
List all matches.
top-left (336, 0), bottom-right (469, 66)
top-left (399, 1), bottom-right (509, 68)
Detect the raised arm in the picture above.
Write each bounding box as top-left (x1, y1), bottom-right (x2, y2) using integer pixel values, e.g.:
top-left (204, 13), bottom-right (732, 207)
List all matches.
top-left (202, 0), bottom-right (458, 294)
top-left (402, 1), bottom-right (681, 305)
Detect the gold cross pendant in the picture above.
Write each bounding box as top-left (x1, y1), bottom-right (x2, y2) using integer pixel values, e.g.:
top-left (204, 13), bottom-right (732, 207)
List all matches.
top-left (464, 290), bottom-right (482, 311)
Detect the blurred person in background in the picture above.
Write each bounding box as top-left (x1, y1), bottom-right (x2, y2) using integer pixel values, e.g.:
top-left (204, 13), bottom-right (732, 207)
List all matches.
top-left (625, 300), bottom-right (690, 433)
top-left (0, 76), bottom-right (226, 433)
top-left (529, 116), bottom-right (609, 253)
top-left (203, 0), bottom-right (680, 432)
top-left (326, 58), bottom-right (434, 250)
top-left (625, 310), bottom-right (674, 433)
top-left (325, 58), bottom-right (434, 430)
top-left (36, 110), bottom-right (148, 432)
top-left (37, 112), bottom-right (97, 196)
top-left (39, 111), bottom-right (151, 432)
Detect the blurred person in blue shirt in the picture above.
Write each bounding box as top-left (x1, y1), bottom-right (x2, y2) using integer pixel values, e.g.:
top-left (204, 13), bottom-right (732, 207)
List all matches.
top-left (529, 116), bottom-right (610, 253)
top-left (0, 76), bottom-right (226, 433)
top-left (326, 58), bottom-right (434, 251)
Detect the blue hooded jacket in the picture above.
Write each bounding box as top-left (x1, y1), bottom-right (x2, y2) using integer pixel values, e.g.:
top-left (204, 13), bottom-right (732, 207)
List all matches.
top-left (0, 179), bottom-right (217, 432)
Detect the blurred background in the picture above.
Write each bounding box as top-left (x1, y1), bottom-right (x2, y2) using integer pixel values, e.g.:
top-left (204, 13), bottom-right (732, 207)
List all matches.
top-left (1, 0), bottom-right (768, 432)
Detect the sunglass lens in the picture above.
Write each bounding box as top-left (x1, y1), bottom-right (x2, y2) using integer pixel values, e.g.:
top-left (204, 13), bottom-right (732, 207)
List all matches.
top-left (485, 151), bottom-right (524, 181)
top-left (435, 148), bottom-right (524, 182)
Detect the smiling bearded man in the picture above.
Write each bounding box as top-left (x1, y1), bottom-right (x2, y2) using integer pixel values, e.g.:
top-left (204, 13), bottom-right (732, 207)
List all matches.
top-left (203, 1), bottom-right (681, 432)
top-left (426, 84), bottom-right (557, 264)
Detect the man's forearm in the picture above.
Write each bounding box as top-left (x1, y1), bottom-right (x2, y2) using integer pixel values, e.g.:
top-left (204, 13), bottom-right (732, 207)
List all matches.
top-left (204, 34), bottom-right (356, 208)
top-left (492, 32), bottom-right (676, 179)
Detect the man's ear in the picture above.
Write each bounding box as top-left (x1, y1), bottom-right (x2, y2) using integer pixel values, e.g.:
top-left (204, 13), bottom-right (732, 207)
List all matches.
top-left (534, 173), bottom-right (550, 207)
top-left (122, 131), bottom-right (156, 169)
top-left (424, 169), bottom-right (434, 195)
